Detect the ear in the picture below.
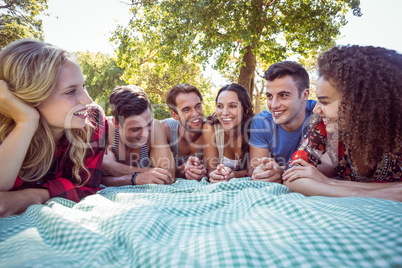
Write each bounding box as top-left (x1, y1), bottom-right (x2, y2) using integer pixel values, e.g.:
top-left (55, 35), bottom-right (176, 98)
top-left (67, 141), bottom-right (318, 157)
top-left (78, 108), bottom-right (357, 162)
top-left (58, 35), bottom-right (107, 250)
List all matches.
top-left (301, 89), bottom-right (309, 102)
top-left (112, 117), bottom-right (120, 129)
top-left (171, 110), bottom-right (179, 120)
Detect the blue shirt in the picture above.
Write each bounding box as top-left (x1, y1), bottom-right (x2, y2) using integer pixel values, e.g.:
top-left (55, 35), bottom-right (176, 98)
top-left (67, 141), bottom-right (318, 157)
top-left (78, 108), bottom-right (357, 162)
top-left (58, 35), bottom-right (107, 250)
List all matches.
top-left (249, 99), bottom-right (317, 166)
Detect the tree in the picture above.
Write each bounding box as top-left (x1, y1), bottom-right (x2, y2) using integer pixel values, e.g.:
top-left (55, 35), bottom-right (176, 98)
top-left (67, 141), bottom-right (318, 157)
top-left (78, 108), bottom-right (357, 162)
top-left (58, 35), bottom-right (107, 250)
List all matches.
top-left (75, 52), bottom-right (126, 115)
top-left (111, 26), bottom-right (215, 119)
top-left (116, 0), bottom-right (361, 103)
top-left (0, 0), bottom-right (49, 48)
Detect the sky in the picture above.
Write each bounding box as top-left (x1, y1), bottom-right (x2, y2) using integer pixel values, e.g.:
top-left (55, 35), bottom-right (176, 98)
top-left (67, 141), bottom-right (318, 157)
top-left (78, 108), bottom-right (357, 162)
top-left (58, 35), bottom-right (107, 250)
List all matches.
top-left (40, 0), bottom-right (402, 84)
top-left (41, 0), bottom-right (402, 54)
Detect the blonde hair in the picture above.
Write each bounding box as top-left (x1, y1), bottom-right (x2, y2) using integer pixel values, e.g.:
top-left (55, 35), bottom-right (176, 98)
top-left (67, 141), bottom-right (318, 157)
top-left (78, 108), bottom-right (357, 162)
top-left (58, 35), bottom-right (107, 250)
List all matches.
top-left (0, 39), bottom-right (93, 185)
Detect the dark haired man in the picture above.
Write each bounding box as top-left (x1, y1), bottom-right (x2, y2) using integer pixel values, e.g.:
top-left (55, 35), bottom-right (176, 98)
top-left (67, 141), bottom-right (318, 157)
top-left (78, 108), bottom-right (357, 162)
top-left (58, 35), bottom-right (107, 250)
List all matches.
top-left (249, 61), bottom-right (317, 183)
top-left (161, 84), bottom-right (207, 180)
top-left (101, 85), bottom-right (175, 186)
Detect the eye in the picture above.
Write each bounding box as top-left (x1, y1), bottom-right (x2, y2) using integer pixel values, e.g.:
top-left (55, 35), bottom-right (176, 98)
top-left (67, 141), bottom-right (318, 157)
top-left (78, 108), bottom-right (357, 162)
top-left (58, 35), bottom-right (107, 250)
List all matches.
top-left (216, 104), bottom-right (223, 109)
top-left (131, 128), bottom-right (140, 132)
top-left (182, 108), bottom-right (190, 113)
top-left (279, 93), bottom-right (288, 98)
top-left (265, 93), bottom-right (272, 100)
top-left (66, 89), bottom-right (76, 95)
top-left (229, 104), bottom-right (238, 108)
top-left (147, 121), bottom-right (152, 127)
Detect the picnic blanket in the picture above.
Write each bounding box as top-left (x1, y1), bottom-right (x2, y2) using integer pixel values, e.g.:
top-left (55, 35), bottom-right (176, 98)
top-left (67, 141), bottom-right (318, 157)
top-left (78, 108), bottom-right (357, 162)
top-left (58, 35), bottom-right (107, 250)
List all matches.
top-left (1, 178), bottom-right (401, 267)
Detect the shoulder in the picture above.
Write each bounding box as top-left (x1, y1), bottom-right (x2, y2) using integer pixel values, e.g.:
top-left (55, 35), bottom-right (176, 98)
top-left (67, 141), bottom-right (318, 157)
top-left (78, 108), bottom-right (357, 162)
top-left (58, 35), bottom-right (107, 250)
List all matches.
top-left (251, 110), bottom-right (274, 129)
top-left (253, 110), bottom-right (273, 121)
top-left (202, 121), bottom-right (215, 140)
top-left (160, 119), bottom-right (172, 140)
top-left (306, 99), bottom-right (317, 113)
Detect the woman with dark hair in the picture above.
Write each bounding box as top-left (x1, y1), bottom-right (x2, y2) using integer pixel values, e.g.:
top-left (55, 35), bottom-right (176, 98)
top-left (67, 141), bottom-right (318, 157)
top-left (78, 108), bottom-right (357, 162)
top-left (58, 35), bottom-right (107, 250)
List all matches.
top-left (202, 83), bottom-right (254, 183)
top-left (282, 45), bottom-right (402, 202)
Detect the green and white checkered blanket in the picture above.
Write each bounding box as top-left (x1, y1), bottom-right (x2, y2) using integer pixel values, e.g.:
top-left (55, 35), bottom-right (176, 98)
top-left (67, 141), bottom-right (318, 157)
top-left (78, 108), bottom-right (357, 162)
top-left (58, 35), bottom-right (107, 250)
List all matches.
top-left (1, 178), bottom-right (401, 267)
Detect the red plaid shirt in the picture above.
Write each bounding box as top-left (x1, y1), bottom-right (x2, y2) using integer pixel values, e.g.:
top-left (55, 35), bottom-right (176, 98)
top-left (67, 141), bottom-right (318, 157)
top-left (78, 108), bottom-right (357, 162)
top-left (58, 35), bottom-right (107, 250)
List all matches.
top-left (11, 108), bottom-right (108, 202)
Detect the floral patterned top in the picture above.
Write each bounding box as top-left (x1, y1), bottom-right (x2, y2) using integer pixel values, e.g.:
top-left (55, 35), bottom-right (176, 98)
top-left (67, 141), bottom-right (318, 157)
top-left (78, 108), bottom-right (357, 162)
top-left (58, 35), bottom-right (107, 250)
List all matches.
top-left (287, 118), bottom-right (401, 182)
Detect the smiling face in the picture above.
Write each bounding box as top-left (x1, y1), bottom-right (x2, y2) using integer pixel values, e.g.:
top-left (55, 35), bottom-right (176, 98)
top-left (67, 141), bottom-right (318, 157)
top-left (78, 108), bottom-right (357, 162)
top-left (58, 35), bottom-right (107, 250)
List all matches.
top-left (172, 92), bottom-right (204, 132)
top-left (266, 75), bottom-right (309, 132)
top-left (313, 77), bottom-right (342, 133)
top-left (216, 90), bottom-right (244, 131)
top-left (116, 107), bottom-right (153, 148)
top-left (37, 61), bottom-right (92, 139)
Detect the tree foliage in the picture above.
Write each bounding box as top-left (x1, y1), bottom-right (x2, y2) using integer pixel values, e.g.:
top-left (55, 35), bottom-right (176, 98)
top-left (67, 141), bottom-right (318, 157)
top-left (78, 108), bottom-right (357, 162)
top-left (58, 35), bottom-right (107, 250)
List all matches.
top-left (111, 24), bottom-right (215, 119)
top-left (75, 52), bottom-right (126, 115)
top-left (114, 0), bottom-right (361, 105)
top-left (0, 0), bottom-right (49, 48)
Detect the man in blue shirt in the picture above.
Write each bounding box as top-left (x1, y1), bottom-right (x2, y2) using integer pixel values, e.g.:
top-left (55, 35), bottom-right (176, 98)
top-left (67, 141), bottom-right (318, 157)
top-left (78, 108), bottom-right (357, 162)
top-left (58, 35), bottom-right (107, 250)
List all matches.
top-left (249, 61), bottom-right (317, 183)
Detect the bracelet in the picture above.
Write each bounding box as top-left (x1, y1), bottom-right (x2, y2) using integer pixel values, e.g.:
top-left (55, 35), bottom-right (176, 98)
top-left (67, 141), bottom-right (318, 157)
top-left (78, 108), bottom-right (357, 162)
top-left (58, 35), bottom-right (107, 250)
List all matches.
top-left (131, 172), bottom-right (140, 185)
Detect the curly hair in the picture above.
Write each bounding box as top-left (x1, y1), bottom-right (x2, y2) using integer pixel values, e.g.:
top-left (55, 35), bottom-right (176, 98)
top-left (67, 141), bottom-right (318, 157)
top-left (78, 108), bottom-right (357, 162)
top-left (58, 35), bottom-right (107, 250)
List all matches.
top-left (317, 45), bottom-right (402, 168)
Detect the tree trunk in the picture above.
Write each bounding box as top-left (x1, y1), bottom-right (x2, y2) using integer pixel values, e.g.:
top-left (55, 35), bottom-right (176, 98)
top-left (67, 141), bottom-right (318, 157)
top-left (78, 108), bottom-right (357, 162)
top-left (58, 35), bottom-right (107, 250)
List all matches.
top-left (237, 45), bottom-right (256, 104)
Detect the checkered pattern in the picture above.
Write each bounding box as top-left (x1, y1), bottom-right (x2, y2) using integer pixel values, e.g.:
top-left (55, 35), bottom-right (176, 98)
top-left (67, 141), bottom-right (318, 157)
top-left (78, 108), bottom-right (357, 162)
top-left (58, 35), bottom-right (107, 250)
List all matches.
top-left (1, 178), bottom-right (401, 267)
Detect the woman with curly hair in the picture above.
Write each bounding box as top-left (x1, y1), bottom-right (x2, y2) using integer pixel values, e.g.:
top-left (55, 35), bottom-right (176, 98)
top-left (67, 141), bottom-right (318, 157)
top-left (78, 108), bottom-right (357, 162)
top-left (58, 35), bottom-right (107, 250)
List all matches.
top-left (203, 83), bottom-right (254, 183)
top-left (0, 40), bottom-right (108, 217)
top-left (282, 45), bottom-right (402, 202)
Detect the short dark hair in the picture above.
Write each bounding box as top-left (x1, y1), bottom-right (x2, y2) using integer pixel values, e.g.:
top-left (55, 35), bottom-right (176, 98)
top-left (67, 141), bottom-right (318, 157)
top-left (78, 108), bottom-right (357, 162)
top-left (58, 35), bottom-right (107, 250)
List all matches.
top-left (165, 84), bottom-right (203, 113)
top-left (109, 85), bottom-right (151, 122)
top-left (263, 61), bottom-right (310, 97)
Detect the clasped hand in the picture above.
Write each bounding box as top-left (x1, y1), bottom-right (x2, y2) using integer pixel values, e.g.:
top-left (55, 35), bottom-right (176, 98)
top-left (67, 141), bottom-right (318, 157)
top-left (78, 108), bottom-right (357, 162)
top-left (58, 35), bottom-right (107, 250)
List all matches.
top-left (184, 156), bottom-right (207, 181)
top-left (209, 164), bottom-right (234, 183)
top-left (251, 157), bottom-right (282, 183)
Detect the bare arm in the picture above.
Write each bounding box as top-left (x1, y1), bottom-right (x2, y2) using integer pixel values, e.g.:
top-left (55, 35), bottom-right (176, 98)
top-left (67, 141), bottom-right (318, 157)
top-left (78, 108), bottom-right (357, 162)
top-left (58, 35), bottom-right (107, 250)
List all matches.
top-left (202, 123), bottom-right (220, 176)
top-left (0, 81), bottom-right (40, 190)
top-left (0, 188), bottom-right (50, 217)
top-left (149, 120), bottom-right (175, 182)
top-left (283, 159), bottom-right (402, 202)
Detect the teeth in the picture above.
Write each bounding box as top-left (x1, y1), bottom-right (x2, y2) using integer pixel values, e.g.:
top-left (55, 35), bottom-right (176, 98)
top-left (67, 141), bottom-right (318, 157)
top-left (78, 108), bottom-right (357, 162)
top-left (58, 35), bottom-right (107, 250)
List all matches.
top-left (191, 119), bottom-right (200, 123)
top-left (222, 118), bottom-right (233, 122)
top-left (273, 111), bottom-right (284, 115)
top-left (74, 110), bottom-right (86, 116)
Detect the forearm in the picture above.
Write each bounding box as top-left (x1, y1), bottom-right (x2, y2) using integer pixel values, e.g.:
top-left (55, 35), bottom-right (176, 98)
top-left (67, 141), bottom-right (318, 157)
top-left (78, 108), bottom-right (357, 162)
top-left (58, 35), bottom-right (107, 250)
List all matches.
top-left (0, 188), bottom-right (50, 218)
top-left (284, 178), bottom-right (362, 198)
top-left (0, 122), bottom-right (38, 190)
top-left (331, 180), bottom-right (402, 190)
top-left (103, 161), bottom-right (151, 177)
top-left (102, 175), bottom-right (131, 187)
top-left (284, 178), bottom-right (402, 202)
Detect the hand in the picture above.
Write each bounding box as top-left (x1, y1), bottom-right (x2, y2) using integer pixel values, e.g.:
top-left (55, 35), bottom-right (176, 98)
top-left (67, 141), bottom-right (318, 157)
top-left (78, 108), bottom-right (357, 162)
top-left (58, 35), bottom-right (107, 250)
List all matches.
top-left (282, 159), bottom-right (331, 183)
top-left (251, 157), bottom-right (282, 183)
top-left (184, 156), bottom-right (207, 181)
top-left (209, 164), bottom-right (234, 184)
top-left (0, 80), bottom-right (40, 124)
top-left (136, 167), bottom-right (175, 185)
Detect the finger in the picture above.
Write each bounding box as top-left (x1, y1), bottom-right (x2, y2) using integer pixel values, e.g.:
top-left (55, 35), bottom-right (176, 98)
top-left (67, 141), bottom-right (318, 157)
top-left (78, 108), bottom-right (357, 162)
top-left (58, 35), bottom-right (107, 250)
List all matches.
top-left (189, 168), bottom-right (204, 175)
top-left (290, 158), bottom-right (310, 167)
top-left (185, 170), bottom-right (198, 180)
top-left (209, 172), bottom-right (224, 181)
